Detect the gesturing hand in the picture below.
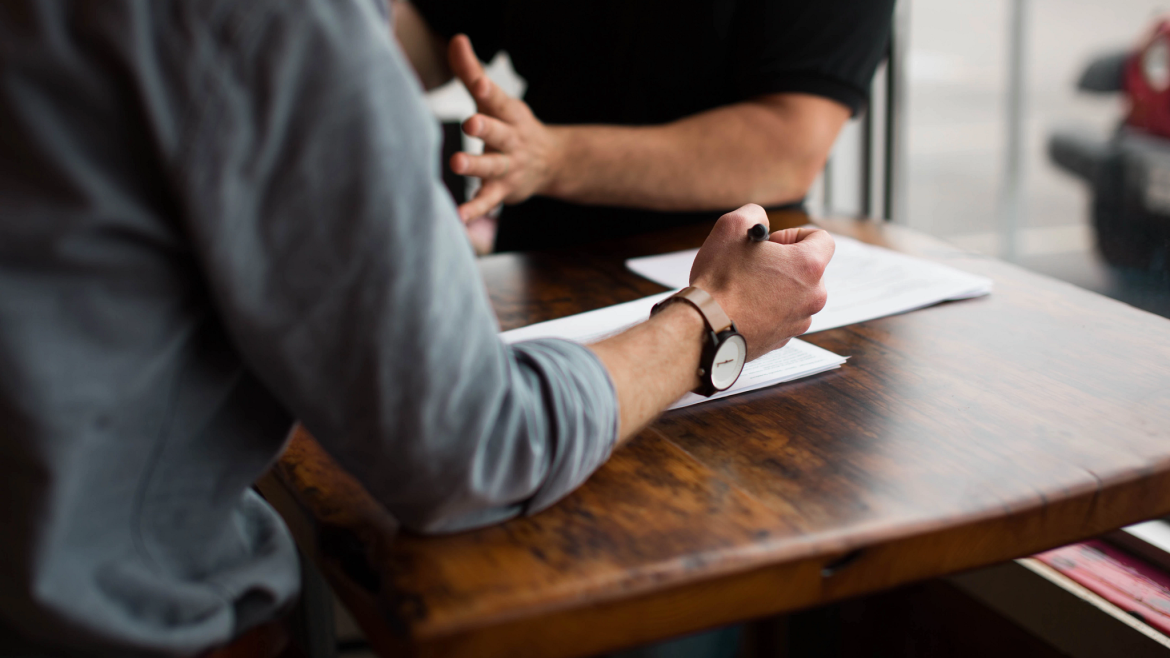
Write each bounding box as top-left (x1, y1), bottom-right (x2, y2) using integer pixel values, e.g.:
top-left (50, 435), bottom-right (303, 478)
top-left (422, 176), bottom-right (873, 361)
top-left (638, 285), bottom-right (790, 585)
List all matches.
top-left (690, 204), bottom-right (834, 360)
top-left (447, 35), bottom-right (561, 223)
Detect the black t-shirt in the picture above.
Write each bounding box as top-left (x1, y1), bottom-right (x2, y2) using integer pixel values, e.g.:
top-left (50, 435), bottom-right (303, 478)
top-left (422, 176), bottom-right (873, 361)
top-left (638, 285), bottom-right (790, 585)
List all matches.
top-left (413, 0), bottom-right (895, 252)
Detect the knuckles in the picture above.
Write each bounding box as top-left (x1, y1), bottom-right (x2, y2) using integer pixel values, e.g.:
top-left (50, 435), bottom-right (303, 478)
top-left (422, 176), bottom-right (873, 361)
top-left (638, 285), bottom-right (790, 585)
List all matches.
top-left (794, 252), bottom-right (824, 283)
top-left (714, 203), bottom-right (767, 235)
top-left (808, 284), bottom-right (829, 315)
top-left (793, 242), bottom-right (831, 282)
top-left (462, 115), bottom-right (481, 134)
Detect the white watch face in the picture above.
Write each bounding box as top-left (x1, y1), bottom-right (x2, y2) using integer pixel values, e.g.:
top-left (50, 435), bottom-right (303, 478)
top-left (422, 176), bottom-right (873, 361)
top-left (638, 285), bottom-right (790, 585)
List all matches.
top-left (710, 334), bottom-right (747, 391)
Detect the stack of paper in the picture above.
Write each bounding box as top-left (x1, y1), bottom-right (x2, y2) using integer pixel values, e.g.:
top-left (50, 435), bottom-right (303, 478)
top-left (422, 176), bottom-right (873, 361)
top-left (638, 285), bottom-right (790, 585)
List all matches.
top-left (501, 294), bottom-right (847, 410)
top-left (500, 233), bottom-right (992, 409)
top-left (626, 234), bottom-right (994, 334)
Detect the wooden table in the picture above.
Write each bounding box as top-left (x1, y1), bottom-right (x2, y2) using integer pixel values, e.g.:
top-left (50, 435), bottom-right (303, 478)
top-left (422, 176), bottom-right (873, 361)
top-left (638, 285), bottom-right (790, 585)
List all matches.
top-left (261, 214), bottom-right (1170, 658)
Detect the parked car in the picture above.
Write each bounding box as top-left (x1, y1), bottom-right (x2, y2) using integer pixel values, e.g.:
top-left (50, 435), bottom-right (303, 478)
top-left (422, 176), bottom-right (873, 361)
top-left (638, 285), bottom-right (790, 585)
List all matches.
top-left (1049, 20), bottom-right (1170, 270)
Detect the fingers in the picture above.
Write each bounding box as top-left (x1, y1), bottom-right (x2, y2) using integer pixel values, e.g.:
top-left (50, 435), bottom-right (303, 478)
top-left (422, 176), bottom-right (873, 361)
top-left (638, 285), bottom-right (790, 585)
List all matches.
top-left (713, 203), bottom-right (768, 237)
top-left (451, 152), bottom-right (511, 179)
top-left (464, 215), bottom-right (498, 256)
top-left (448, 35), bottom-right (522, 122)
top-left (457, 181), bottom-right (508, 223)
top-left (791, 228), bottom-right (836, 267)
top-left (711, 207), bottom-right (834, 273)
top-left (769, 226), bottom-right (835, 272)
top-left (768, 227), bottom-right (821, 245)
top-left (462, 114), bottom-right (517, 151)
top-left (473, 78), bottom-right (510, 119)
top-left (448, 35), bottom-right (485, 95)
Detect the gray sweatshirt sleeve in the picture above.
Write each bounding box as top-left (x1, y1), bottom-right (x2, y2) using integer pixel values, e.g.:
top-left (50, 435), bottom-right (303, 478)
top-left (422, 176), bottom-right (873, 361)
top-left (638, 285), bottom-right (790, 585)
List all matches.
top-left (171, 0), bottom-right (619, 533)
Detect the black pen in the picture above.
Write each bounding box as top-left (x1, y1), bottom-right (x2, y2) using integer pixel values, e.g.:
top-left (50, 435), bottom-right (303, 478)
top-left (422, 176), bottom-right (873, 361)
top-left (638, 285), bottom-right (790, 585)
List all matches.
top-left (747, 223), bottom-right (769, 242)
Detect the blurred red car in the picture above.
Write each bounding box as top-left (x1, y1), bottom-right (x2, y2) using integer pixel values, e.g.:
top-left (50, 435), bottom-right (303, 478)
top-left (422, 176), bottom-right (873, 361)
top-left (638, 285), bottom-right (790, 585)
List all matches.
top-left (1049, 20), bottom-right (1170, 270)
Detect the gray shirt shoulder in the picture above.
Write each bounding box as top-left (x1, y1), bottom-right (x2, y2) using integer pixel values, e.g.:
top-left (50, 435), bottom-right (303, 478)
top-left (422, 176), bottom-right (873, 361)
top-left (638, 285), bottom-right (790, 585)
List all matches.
top-left (0, 0), bottom-right (618, 654)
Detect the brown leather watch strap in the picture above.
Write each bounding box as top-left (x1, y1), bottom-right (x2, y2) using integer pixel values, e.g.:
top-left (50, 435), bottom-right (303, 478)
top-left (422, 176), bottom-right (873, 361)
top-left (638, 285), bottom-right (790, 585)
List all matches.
top-left (654, 287), bottom-right (733, 334)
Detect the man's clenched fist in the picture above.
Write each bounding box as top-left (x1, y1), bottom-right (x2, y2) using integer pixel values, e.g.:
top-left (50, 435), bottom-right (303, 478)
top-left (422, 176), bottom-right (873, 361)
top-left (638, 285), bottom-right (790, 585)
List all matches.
top-left (690, 204), bottom-right (834, 360)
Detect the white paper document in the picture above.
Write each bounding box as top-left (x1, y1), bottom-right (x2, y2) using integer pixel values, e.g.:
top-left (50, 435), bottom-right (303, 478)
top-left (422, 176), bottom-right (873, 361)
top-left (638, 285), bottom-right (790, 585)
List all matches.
top-left (668, 339), bottom-right (846, 410)
top-left (500, 294), bottom-right (847, 410)
top-left (626, 234), bottom-right (994, 334)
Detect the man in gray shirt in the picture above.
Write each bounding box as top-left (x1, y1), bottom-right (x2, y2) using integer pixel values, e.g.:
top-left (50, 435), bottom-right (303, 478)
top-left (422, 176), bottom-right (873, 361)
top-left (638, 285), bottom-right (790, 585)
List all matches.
top-left (0, 1), bottom-right (833, 655)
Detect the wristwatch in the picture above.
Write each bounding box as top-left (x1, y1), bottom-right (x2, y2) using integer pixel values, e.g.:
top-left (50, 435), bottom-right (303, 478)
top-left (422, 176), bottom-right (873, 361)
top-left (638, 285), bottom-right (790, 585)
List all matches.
top-left (650, 287), bottom-right (747, 396)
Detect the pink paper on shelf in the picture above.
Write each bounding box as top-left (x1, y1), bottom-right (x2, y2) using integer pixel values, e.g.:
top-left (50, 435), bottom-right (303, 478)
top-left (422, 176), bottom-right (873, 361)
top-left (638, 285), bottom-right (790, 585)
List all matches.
top-left (1035, 539), bottom-right (1170, 636)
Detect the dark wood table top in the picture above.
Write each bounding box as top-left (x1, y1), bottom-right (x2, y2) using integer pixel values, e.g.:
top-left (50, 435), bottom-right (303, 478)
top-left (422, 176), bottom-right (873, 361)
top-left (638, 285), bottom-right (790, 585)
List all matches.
top-left (264, 213), bottom-right (1170, 658)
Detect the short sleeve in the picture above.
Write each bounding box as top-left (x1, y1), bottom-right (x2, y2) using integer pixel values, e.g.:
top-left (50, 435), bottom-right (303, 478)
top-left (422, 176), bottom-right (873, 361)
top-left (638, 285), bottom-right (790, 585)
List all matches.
top-left (732, 0), bottom-right (896, 115)
top-left (408, 0), bottom-right (506, 61)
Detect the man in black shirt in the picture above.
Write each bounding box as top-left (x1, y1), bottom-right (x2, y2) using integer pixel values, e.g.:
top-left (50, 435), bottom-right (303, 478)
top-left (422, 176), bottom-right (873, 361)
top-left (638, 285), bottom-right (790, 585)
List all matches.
top-left (394, 0), bottom-right (895, 252)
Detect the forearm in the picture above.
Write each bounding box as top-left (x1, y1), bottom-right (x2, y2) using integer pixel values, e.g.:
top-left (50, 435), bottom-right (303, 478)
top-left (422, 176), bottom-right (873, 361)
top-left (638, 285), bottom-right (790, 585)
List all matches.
top-left (390, 0), bottom-right (451, 90)
top-left (588, 303), bottom-right (705, 442)
top-left (545, 95), bottom-right (848, 212)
